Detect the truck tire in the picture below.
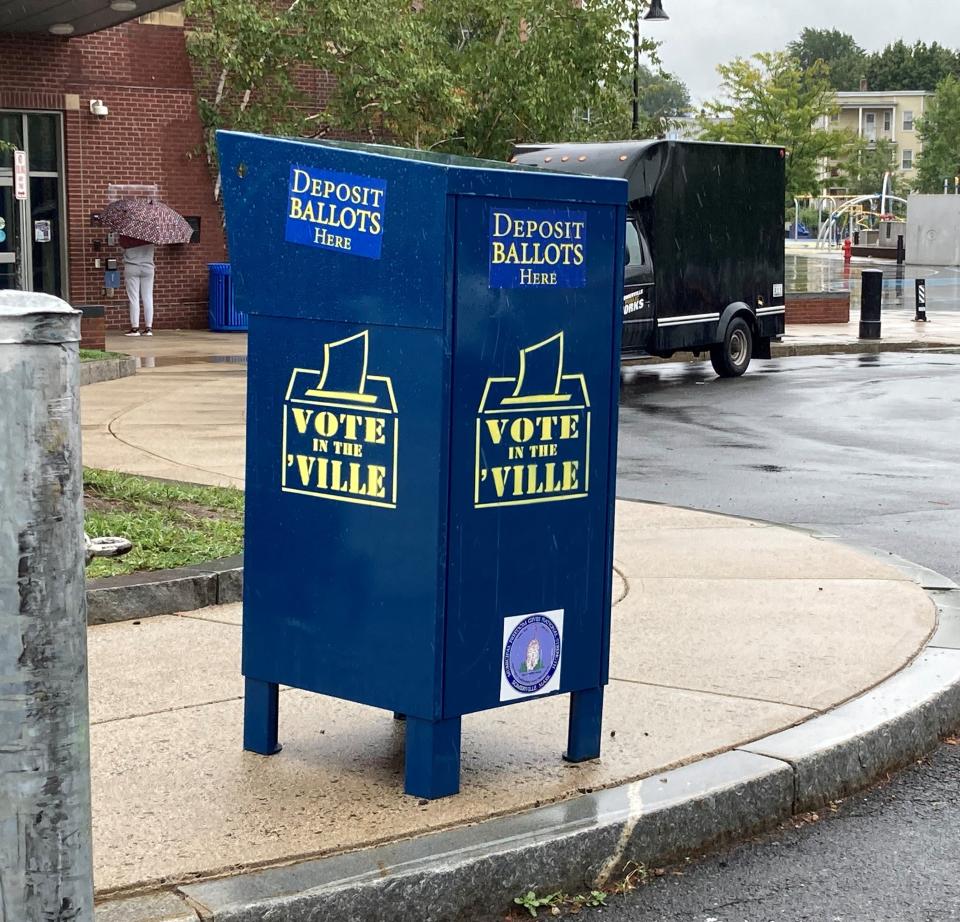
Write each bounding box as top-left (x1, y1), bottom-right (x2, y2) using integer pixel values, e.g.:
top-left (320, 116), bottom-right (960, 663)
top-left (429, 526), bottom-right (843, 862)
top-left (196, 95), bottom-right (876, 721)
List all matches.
top-left (710, 317), bottom-right (752, 377)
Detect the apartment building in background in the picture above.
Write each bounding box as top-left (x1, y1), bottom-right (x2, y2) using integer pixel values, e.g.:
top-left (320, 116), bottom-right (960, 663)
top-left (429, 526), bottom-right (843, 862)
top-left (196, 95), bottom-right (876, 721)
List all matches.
top-left (824, 89), bottom-right (933, 184)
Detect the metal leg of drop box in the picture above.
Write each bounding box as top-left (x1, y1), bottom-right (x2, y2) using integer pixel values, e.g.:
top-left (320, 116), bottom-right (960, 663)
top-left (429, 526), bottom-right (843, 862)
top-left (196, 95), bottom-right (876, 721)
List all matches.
top-left (243, 677), bottom-right (282, 755)
top-left (564, 687), bottom-right (604, 763)
top-left (404, 716), bottom-right (461, 798)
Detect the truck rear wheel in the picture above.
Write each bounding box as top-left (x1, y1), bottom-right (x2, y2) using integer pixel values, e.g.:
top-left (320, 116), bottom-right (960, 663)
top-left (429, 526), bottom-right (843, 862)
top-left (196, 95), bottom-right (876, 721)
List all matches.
top-left (710, 317), bottom-right (752, 378)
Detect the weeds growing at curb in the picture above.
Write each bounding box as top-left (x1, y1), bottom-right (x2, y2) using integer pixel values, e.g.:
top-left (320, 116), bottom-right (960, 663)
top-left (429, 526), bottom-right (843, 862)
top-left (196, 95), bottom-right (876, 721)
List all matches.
top-left (83, 468), bottom-right (244, 577)
top-left (511, 863), bottom-right (649, 917)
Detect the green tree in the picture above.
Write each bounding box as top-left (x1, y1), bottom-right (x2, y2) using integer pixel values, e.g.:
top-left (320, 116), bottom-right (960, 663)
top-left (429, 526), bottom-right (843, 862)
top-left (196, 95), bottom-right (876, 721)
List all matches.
top-left (698, 52), bottom-right (846, 199)
top-left (787, 28), bottom-right (865, 91)
top-left (915, 74), bottom-right (960, 193)
top-left (185, 0), bottom-right (650, 167)
top-left (835, 137), bottom-right (898, 196)
top-left (635, 65), bottom-right (691, 122)
top-left (863, 40), bottom-right (960, 92)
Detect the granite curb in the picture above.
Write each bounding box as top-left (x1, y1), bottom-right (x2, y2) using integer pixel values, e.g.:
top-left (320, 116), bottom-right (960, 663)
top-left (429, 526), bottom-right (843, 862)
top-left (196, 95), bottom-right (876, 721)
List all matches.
top-left (92, 551), bottom-right (960, 922)
top-left (86, 554), bottom-right (243, 624)
top-left (80, 355), bottom-right (137, 386)
top-left (771, 339), bottom-right (959, 358)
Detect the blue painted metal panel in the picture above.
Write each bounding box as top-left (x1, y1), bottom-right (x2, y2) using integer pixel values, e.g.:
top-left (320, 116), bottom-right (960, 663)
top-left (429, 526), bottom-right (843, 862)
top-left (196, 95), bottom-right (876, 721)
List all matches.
top-left (443, 195), bottom-right (623, 717)
top-left (218, 130), bottom-right (626, 797)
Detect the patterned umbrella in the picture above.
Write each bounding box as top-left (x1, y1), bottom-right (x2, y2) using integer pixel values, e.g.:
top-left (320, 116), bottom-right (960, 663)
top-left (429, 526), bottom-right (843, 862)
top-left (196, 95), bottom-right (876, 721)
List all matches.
top-left (101, 198), bottom-right (193, 245)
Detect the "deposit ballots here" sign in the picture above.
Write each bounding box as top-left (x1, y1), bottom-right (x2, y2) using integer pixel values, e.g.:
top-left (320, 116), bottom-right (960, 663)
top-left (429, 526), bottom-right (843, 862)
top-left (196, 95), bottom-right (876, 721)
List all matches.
top-left (489, 207), bottom-right (586, 289)
top-left (285, 164), bottom-right (387, 259)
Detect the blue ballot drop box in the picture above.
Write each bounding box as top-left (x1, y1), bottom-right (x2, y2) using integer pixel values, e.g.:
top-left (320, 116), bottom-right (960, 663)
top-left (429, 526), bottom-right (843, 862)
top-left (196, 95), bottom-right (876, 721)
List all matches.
top-left (218, 131), bottom-right (627, 799)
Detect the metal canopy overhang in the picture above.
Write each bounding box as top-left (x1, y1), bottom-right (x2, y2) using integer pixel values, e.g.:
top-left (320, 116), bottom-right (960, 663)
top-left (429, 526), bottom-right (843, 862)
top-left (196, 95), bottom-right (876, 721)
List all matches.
top-left (0, 0), bottom-right (180, 36)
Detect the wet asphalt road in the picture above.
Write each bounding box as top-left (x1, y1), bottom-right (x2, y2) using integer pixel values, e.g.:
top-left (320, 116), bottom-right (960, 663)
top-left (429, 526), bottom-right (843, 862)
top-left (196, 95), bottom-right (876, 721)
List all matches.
top-left (605, 350), bottom-right (960, 921)
top-left (617, 351), bottom-right (960, 582)
top-left (603, 742), bottom-right (960, 922)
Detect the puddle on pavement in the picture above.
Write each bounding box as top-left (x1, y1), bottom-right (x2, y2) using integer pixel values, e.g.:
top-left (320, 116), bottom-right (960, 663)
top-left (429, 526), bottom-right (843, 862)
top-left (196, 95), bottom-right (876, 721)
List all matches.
top-left (134, 354), bottom-right (248, 369)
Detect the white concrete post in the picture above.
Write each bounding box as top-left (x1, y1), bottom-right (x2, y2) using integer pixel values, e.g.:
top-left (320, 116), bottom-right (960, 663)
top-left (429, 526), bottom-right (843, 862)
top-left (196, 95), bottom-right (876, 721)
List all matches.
top-left (0, 292), bottom-right (94, 921)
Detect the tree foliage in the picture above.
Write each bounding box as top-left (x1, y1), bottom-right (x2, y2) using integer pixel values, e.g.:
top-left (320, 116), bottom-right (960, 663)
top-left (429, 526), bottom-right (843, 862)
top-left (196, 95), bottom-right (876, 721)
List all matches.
top-left (697, 52), bottom-right (846, 199)
top-left (185, 0), bottom-right (657, 167)
top-left (635, 64), bottom-right (691, 122)
top-left (863, 40), bottom-right (960, 93)
top-left (834, 137), bottom-right (898, 197)
top-left (786, 30), bottom-right (960, 92)
top-left (787, 28), bottom-right (865, 91)
top-left (915, 75), bottom-right (960, 193)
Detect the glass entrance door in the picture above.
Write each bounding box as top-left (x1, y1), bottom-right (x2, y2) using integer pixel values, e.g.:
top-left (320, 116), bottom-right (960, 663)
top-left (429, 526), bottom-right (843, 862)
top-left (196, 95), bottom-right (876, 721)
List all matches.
top-left (0, 176), bottom-right (26, 291)
top-left (0, 111), bottom-right (66, 297)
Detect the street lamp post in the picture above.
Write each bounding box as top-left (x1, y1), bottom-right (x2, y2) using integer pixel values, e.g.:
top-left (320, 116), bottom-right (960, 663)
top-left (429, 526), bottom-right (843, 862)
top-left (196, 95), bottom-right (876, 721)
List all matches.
top-left (633, 0), bottom-right (670, 134)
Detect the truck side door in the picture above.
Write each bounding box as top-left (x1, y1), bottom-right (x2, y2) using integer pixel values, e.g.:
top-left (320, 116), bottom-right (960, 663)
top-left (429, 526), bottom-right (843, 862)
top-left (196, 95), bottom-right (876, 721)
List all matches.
top-left (622, 218), bottom-right (654, 354)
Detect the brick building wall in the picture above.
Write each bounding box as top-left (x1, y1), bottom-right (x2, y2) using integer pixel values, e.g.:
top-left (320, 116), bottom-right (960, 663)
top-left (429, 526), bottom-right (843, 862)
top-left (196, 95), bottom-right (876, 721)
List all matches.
top-left (0, 21), bottom-right (225, 329)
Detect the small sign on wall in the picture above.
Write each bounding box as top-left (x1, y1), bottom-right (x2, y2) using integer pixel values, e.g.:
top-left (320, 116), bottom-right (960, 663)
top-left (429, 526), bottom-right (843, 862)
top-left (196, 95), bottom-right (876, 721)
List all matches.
top-left (13, 150), bottom-right (27, 201)
top-left (34, 220), bottom-right (52, 243)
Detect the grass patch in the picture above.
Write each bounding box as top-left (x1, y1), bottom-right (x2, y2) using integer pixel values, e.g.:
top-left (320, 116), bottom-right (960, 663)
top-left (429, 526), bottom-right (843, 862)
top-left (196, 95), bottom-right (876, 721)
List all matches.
top-left (84, 468), bottom-right (244, 578)
top-left (80, 349), bottom-right (126, 362)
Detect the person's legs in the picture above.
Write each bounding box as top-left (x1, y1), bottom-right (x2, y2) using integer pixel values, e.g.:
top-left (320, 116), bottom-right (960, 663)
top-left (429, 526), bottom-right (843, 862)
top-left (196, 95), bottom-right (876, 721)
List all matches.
top-left (125, 266), bottom-right (141, 333)
top-left (141, 266), bottom-right (155, 332)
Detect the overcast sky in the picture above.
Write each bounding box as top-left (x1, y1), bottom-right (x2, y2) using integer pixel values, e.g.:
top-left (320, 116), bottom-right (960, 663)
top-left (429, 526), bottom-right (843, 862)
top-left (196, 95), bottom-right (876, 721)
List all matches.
top-left (653, 1), bottom-right (960, 105)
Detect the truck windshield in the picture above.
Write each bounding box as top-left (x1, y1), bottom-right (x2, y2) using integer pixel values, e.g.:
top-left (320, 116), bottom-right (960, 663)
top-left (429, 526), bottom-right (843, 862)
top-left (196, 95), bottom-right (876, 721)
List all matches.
top-left (625, 221), bottom-right (644, 266)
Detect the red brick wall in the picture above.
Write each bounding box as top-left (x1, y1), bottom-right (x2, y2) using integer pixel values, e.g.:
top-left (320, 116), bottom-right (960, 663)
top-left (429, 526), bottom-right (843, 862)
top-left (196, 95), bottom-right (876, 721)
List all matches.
top-left (79, 306), bottom-right (106, 351)
top-left (785, 292), bottom-right (851, 324)
top-left (0, 23), bottom-right (225, 329)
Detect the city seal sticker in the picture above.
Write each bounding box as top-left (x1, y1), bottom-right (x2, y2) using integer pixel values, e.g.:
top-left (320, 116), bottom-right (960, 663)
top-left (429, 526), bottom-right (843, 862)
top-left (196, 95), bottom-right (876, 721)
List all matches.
top-left (500, 609), bottom-right (564, 702)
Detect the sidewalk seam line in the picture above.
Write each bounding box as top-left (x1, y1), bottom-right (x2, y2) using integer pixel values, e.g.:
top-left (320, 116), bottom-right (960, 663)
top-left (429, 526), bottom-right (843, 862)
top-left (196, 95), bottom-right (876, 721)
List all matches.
top-left (609, 676), bottom-right (818, 710)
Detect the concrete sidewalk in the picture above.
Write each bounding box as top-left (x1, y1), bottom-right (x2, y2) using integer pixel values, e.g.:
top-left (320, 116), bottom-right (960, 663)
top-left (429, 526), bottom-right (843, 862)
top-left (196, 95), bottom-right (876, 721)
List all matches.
top-left (89, 502), bottom-right (936, 903)
top-left (80, 337), bottom-right (959, 920)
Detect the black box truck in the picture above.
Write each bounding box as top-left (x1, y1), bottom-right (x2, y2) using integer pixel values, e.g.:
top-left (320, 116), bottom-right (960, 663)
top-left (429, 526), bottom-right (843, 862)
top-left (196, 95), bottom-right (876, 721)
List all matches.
top-left (513, 140), bottom-right (786, 377)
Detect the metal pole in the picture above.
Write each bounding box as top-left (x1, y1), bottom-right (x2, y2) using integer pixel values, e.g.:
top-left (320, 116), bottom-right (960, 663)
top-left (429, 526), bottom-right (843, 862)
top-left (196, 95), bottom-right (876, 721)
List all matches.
top-left (859, 269), bottom-right (883, 340)
top-left (631, 9), bottom-right (640, 133)
top-left (0, 292), bottom-right (93, 921)
top-left (896, 233), bottom-right (905, 265)
top-left (915, 278), bottom-right (928, 322)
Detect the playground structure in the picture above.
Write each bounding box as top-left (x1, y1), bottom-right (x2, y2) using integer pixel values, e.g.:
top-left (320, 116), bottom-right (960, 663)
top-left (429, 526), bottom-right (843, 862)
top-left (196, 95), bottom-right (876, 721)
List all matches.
top-left (786, 172), bottom-right (909, 249)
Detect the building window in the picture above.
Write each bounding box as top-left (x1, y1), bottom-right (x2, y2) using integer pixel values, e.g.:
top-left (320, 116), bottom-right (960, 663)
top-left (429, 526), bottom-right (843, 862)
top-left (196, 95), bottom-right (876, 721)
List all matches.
top-left (883, 111), bottom-right (891, 131)
top-left (902, 149), bottom-right (914, 170)
top-left (903, 110), bottom-right (914, 131)
top-left (830, 112), bottom-right (840, 123)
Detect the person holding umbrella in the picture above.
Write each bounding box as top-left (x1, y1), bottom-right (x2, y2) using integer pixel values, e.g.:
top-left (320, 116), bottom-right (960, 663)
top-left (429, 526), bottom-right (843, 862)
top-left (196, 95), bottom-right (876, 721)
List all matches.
top-left (101, 198), bottom-right (194, 336)
top-left (118, 234), bottom-right (155, 336)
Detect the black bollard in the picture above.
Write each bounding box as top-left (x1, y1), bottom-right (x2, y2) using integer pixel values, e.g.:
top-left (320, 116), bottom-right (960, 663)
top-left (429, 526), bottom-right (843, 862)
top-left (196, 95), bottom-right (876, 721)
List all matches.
top-left (860, 269), bottom-right (882, 340)
top-left (896, 234), bottom-right (905, 265)
top-left (915, 278), bottom-right (928, 322)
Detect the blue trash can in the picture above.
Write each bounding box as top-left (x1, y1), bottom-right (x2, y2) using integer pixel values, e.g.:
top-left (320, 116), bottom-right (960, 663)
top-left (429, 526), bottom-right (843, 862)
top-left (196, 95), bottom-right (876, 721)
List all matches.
top-left (208, 263), bottom-right (248, 331)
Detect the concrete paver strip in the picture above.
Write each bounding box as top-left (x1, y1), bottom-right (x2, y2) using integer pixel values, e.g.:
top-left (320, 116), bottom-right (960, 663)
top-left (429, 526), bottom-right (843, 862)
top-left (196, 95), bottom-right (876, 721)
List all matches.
top-left (612, 577), bottom-right (934, 709)
top-left (81, 365), bottom-right (247, 487)
top-left (87, 616), bottom-right (241, 724)
top-left (614, 523), bottom-right (915, 580)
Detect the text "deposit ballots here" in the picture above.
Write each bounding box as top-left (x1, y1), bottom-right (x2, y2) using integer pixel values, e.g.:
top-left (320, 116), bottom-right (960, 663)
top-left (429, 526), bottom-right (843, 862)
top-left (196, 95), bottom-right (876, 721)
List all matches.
top-left (489, 207), bottom-right (586, 289)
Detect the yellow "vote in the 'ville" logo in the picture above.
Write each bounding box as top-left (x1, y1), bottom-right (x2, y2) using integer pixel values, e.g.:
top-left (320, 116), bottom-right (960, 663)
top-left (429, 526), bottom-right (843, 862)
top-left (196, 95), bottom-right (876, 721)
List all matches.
top-left (475, 332), bottom-right (590, 508)
top-left (282, 330), bottom-right (398, 509)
